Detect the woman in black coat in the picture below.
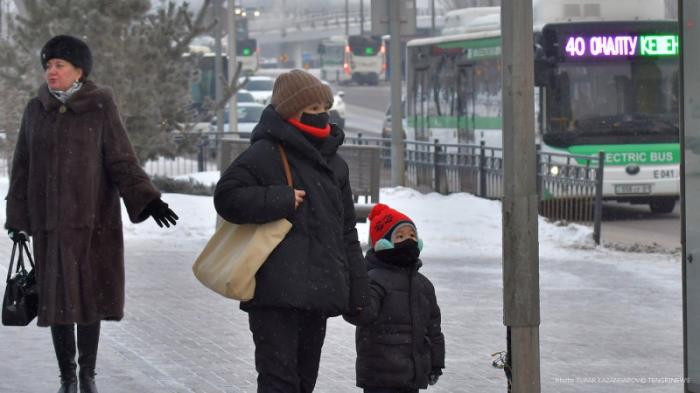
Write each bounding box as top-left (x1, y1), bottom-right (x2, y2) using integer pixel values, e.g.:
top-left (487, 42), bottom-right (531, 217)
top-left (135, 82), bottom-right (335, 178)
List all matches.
top-left (214, 69), bottom-right (368, 393)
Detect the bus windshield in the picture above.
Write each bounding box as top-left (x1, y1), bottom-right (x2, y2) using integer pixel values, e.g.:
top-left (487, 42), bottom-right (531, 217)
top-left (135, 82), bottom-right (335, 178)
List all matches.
top-left (348, 35), bottom-right (382, 56)
top-left (322, 44), bottom-right (345, 64)
top-left (545, 60), bottom-right (679, 146)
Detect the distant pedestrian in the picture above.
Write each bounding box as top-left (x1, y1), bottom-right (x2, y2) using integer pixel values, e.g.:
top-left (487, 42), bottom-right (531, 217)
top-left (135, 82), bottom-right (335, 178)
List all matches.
top-left (5, 35), bottom-right (178, 393)
top-left (345, 204), bottom-right (445, 393)
top-left (214, 69), bottom-right (369, 392)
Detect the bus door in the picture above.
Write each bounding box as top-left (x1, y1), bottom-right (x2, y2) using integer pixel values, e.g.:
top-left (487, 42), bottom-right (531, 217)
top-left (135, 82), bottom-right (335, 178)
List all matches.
top-left (457, 60), bottom-right (476, 144)
top-left (412, 63), bottom-right (430, 141)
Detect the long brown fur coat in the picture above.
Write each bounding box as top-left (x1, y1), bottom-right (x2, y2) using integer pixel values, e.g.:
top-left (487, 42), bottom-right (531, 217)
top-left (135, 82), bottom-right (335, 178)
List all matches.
top-left (5, 81), bottom-right (160, 326)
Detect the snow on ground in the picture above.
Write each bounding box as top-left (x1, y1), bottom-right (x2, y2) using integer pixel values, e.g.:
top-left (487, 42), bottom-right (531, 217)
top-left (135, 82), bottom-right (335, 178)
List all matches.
top-left (0, 173), bottom-right (676, 264)
top-left (174, 170), bottom-right (220, 187)
top-left (143, 157), bottom-right (217, 177)
top-left (116, 177), bottom-right (675, 265)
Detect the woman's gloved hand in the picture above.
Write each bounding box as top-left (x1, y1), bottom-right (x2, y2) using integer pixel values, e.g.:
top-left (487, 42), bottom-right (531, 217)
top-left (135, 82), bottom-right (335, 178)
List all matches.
top-left (7, 228), bottom-right (29, 242)
top-left (428, 368), bottom-right (442, 385)
top-left (145, 198), bottom-right (179, 228)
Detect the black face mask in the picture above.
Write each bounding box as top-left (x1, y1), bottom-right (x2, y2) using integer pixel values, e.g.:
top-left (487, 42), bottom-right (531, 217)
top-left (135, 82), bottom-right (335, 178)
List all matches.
top-left (375, 239), bottom-right (421, 267)
top-left (300, 112), bottom-right (330, 129)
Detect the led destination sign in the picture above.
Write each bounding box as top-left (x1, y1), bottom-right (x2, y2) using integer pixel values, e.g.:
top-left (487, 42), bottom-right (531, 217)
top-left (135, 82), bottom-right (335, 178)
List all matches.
top-left (563, 34), bottom-right (678, 58)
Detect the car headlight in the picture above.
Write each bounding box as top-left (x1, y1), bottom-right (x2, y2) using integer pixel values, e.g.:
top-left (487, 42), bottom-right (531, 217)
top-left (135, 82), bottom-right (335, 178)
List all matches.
top-left (549, 165), bottom-right (560, 176)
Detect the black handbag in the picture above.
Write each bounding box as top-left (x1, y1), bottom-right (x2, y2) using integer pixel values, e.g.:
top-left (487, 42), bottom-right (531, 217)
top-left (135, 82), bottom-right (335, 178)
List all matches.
top-left (2, 240), bottom-right (38, 326)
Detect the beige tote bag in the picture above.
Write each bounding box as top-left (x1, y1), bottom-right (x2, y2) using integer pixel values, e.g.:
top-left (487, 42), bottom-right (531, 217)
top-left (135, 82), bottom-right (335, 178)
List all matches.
top-left (192, 145), bottom-right (294, 300)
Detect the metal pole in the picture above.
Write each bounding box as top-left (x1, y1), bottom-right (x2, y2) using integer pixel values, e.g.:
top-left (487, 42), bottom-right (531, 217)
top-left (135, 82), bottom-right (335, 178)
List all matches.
top-left (479, 140), bottom-right (487, 197)
top-left (389, 0), bottom-right (405, 186)
top-left (360, 0), bottom-right (364, 35)
top-left (593, 151), bottom-right (604, 245)
top-left (227, 0), bottom-right (238, 141)
top-left (431, 0), bottom-right (436, 36)
top-left (345, 0), bottom-right (349, 36)
top-left (501, 0), bottom-right (541, 391)
top-left (678, 2), bottom-right (690, 389)
top-left (214, 0), bottom-right (225, 168)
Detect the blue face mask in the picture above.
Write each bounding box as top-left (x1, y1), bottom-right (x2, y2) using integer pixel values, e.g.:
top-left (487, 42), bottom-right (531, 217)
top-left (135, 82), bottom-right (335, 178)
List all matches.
top-left (300, 112), bottom-right (329, 128)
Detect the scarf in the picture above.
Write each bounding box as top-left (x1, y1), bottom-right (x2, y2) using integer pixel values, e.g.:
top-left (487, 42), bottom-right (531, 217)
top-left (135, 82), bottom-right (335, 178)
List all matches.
top-left (49, 80), bottom-right (83, 103)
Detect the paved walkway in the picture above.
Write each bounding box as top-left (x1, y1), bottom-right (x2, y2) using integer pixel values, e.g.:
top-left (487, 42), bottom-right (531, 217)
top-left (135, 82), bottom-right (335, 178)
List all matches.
top-left (0, 235), bottom-right (684, 393)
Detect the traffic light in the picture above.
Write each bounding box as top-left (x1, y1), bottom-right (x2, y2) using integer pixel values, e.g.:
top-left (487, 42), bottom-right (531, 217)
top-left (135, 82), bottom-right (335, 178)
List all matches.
top-left (237, 38), bottom-right (257, 57)
top-left (365, 47), bottom-right (375, 55)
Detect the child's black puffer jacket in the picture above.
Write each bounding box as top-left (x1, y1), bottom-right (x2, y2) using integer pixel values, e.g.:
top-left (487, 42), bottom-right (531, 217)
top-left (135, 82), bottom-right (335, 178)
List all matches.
top-left (345, 249), bottom-right (445, 389)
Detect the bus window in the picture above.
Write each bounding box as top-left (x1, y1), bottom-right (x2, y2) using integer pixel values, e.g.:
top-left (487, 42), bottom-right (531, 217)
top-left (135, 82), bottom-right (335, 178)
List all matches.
top-left (348, 35), bottom-right (382, 56)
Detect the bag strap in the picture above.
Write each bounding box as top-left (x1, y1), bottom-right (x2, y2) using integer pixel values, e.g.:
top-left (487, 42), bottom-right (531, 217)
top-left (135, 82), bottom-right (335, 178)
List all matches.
top-left (14, 240), bottom-right (27, 275)
top-left (279, 144), bottom-right (293, 187)
top-left (21, 241), bottom-right (34, 270)
top-left (5, 242), bottom-right (17, 284)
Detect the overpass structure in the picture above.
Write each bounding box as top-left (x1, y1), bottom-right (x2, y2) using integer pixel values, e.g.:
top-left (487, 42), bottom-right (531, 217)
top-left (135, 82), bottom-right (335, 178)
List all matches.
top-left (248, 7), bottom-right (445, 68)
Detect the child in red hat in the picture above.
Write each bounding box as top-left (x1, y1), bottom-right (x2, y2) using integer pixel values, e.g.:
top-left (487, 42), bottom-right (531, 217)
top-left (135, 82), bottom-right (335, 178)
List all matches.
top-left (345, 204), bottom-right (445, 393)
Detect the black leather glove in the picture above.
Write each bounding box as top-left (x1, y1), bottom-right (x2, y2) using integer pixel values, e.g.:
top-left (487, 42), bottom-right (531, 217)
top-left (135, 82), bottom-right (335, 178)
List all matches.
top-left (7, 228), bottom-right (29, 242)
top-left (145, 198), bottom-right (179, 228)
top-left (428, 369), bottom-right (442, 386)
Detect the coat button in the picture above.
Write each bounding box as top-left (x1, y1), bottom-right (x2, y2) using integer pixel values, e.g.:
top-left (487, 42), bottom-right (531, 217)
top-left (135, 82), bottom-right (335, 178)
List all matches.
top-left (59, 105), bottom-right (67, 114)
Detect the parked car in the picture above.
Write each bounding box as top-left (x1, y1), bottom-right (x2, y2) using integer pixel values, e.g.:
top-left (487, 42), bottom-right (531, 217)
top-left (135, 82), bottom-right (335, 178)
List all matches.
top-left (240, 76), bottom-right (275, 105)
top-left (321, 80), bottom-right (346, 129)
top-left (210, 102), bottom-right (266, 139)
top-left (237, 89), bottom-right (256, 103)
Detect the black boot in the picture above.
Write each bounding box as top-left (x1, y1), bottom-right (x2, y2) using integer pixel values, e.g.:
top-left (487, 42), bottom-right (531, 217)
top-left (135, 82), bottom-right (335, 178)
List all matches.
top-left (77, 321), bottom-right (100, 393)
top-left (51, 324), bottom-right (78, 393)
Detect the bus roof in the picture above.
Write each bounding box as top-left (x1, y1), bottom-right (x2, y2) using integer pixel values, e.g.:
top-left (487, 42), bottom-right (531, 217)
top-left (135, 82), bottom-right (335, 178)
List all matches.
top-left (407, 30), bottom-right (500, 48)
top-left (429, 0), bottom-right (671, 41)
top-left (322, 36), bottom-right (348, 45)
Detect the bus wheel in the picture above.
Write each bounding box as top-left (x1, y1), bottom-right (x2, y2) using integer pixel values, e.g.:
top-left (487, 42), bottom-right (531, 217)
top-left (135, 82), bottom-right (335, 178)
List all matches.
top-left (649, 197), bottom-right (677, 214)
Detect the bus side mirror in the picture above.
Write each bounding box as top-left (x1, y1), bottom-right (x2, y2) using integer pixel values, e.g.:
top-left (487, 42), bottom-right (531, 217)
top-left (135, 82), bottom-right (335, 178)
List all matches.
top-left (534, 59), bottom-right (551, 87)
top-left (534, 44), bottom-right (551, 87)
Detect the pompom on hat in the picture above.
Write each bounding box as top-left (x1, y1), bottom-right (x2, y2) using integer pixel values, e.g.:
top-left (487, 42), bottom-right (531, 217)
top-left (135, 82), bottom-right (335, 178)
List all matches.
top-left (368, 203), bottom-right (422, 251)
top-left (271, 69), bottom-right (334, 119)
top-left (41, 35), bottom-right (93, 79)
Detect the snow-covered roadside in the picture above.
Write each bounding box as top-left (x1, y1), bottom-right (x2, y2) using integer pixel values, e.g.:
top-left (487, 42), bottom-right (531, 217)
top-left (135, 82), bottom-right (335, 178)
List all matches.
top-left (173, 170), bottom-right (220, 187)
top-left (0, 176), bottom-right (678, 264)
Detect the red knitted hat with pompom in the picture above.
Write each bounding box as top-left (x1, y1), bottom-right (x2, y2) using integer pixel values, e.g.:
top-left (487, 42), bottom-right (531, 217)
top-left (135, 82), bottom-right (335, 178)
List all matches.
top-left (368, 203), bottom-right (415, 248)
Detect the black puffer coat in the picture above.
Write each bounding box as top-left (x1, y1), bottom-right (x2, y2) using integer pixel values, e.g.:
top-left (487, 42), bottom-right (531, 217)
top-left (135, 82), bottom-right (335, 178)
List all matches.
top-left (214, 105), bottom-right (368, 316)
top-left (345, 250), bottom-right (445, 389)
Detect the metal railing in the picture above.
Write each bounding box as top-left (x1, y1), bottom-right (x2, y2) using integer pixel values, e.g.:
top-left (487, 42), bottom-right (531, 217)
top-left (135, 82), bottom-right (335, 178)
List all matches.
top-left (345, 134), bottom-right (604, 243)
top-left (144, 133), bottom-right (605, 243)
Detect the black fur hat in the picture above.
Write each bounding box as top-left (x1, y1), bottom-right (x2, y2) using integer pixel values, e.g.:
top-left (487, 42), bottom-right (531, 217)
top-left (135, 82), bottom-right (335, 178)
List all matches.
top-left (40, 35), bottom-right (93, 79)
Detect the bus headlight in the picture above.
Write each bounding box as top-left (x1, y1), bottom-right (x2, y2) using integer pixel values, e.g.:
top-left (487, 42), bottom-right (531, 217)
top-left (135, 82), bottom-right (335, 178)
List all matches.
top-left (549, 165), bottom-right (560, 176)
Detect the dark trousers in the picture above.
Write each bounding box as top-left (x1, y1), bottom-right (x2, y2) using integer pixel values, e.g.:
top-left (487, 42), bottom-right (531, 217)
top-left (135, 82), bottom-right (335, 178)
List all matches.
top-left (364, 389), bottom-right (419, 393)
top-left (248, 308), bottom-right (327, 393)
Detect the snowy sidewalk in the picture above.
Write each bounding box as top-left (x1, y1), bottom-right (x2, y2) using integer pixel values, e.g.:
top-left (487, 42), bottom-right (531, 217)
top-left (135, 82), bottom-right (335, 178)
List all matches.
top-left (0, 183), bottom-right (685, 392)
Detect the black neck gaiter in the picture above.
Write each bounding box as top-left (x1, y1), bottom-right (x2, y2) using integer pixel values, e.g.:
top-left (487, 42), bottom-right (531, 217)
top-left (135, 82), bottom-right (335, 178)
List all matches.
top-left (375, 239), bottom-right (421, 267)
